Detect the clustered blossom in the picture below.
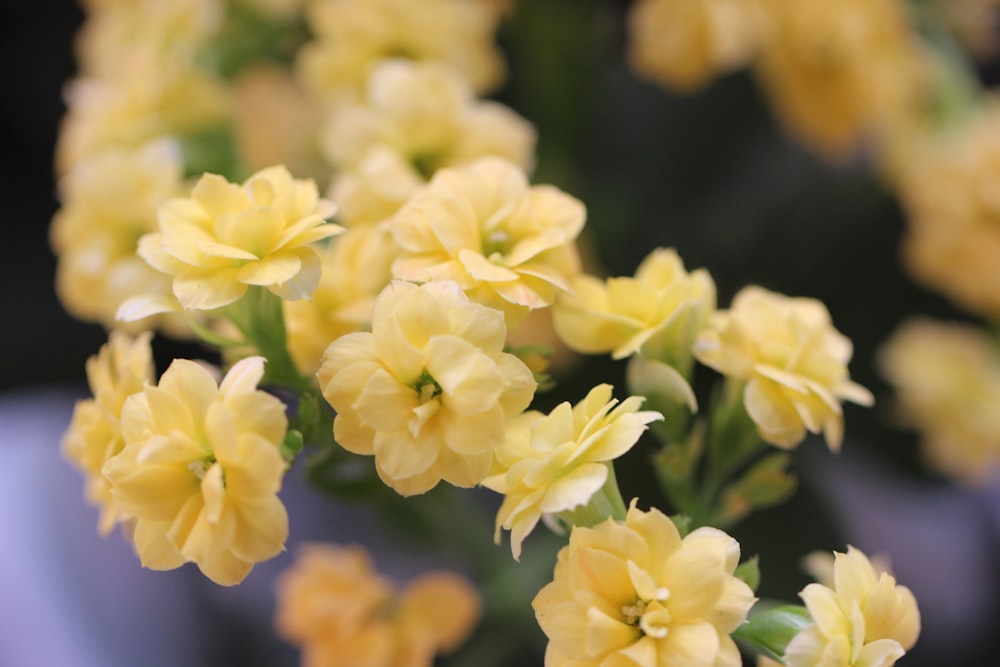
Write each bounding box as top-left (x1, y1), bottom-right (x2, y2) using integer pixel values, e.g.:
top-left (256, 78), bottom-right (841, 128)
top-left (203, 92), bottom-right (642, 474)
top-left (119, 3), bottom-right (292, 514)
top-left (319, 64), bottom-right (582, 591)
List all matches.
top-left (628, 0), bottom-right (764, 91)
top-left (389, 157), bottom-right (585, 325)
top-left (103, 356), bottom-right (290, 585)
top-left (50, 140), bottom-right (184, 332)
top-left (533, 500), bottom-right (756, 667)
top-left (553, 247), bottom-right (715, 364)
top-left (483, 384), bottom-right (662, 560)
top-left (897, 103), bottom-right (1000, 319)
top-left (62, 331), bottom-right (155, 535)
top-left (275, 543), bottom-right (481, 667)
top-left (297, 0), bottom-right (505, 101)
top-left (323, 59), bottom-right (535, 226)
top-left (318, 280), bottom-right (536, 496)
top-left (879, 318), bottom-right (1000, 485)
top-left (784, 547), bottom-right (920, 667)
top-left (130, 165), bottom-right (341, 313)
top-left (694, 286), bottom-right (873, 450)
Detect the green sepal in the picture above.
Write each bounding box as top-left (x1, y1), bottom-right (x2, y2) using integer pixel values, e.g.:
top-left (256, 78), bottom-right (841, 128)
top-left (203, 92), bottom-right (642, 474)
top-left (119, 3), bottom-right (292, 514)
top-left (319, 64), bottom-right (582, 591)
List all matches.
top-left (280, 429), bottom-right (304, 464)
top-left (734, 555), bottom-right (761, 593)
top-left (734, 604), bottom-right (813, 662)
top-left (721, 453), bottom-right (798, 523)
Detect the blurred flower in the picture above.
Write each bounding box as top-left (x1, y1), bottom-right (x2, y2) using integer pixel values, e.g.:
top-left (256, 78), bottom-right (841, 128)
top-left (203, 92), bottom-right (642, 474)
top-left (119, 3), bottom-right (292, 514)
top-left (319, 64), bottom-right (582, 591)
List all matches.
top-left (285, 223), bottom-right (397, 375)
top-left (103, 356), bottom-right (289, 586)
top-left (533, 500), bottom-right (755, 667)
top-left (389, 157), bottom-right (584, 325)
top-left (134, 165), bottom-right (340, 311)
top-left (879, 318), bottom-right (1000, 485)
top-left (694, 286), bottom-right (873, 450)
top-left (628, 0), bottom-right (765, 91)
top-left (322, 59), bottom-right (535, 225)
top-left (297, 0), bottom-right (505, 101)
top-left (56, 61), bottom-right (232, 174)
top-left (898, 104), bottom-right (1000, 319)
top-left (75, 0), bottom-right (222, 78)
top-left (552, 247), bottom-right (715, 365)
top-left (329, 147), bottom-right (425, 227)
top-left (50, 140), bottom-right (186, 332)
top-left (317, 280), bottom-right (536, 495)
top-left (275, 543), bottom-right (481, 667)
top-left (754, 0), bottom-right (926, 160)
top-left (482, 384), bottom-right (661, 560)
top-left (784, 546), bottom-right (920, 667)
top-left (940, 0), bottom-right (1000, 61)
top-left (62, 331), bottom-right (155, 536)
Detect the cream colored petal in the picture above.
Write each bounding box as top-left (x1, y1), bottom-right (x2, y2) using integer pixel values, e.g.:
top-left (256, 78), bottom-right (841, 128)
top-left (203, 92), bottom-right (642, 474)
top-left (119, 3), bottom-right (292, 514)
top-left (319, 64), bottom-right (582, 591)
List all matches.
top-left (132, 519), bottom-right (185, 571)
top-left (538, 462), bottom-right (608, 514)
top-left (223, 434), bottom-right (286, 499)
top-left (655, 621), bottom-right (720, 667)
top-left (440, 403), bottom-right (504, 455)
top-left (426, 336), bottom-right (503, 415)
top-left (174, 266), bottom-right (248, 310)
top-left (333, 407), bottom-right (376, 455)
top-left (661, 548), bottom-right (726, 621)
top-left (800, 583), bottom-right (850, 640)
top-left (156, 359), bottom-right (220, 423)
top-left (104, 456), bottom-right (199, 522)
top-left (495, 353), bottom-right (537, 416)
top-left (373, 429), bottom-right (439, 481)
top-left (623, 502), bottom-right (682, 570)
top-left (231, 495), bottom-right (288, 563)
top-left (744, 377), bottom-right (806, 449)
top-left (269, 247), bottom-right (322, 301)
top-left (854, 639), bottom-right (905, 667)
top-left (585, 606), bottom-right (640, 656)
top-left (398, 572), bottom-right (482, 652)
top-left (192, 172), bottom-right (252, 218)
top-left (833, 548), bottom-right (878, 605)
top-left (376, 464), bottom-right (441, 496)
top-left (433, 447), bottom-right (493, 488)
top-left (219, 356), bottom-right (266, 397)
top-left (353, 368), bottom-right (419, 432)
top-left (237, 253), bottom-right (302, 286)
top-left (458, 248), bottom-right (521, 282)
top-left (116, 293), bottom-right (182, 322)
top-left (568, 545), bottom-right (636, 609)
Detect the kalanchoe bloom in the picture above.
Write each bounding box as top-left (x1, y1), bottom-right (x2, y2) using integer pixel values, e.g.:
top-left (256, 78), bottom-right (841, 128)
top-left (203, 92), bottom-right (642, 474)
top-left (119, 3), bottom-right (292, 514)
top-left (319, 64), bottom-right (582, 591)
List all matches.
top-left (62, 331), bottom-right (155, 536)
top-left (275, 543), bottom-right (481, 667)
top-left (693, 286), bottom-right (873, 450)
top-left (297, 0), bottom-right (505, 100)
top-left (318, 280), bottom-right (536, 495)
top-left (103, 356), bottom-right (289, 586)
top-left (628, 0), bottom-right (765, 91)
top-left (285, 223), bottom-right (397, 375)
top-left (552, 247), bottom-right (716, 364)
top-left (50, 140), bottom-right (185, 333)
top-left (482, 384), bottom-right (662, 560)
top-left (533, 500), bottom-right (756, 667)
top-left (388, 157), bottom-right (585, 325)
top-left (878, 318), bottom-right (1000, 485)
top-left (133, 165), bottom-right (341, 312)
top-left (784, 547), bottom-right (920, 667)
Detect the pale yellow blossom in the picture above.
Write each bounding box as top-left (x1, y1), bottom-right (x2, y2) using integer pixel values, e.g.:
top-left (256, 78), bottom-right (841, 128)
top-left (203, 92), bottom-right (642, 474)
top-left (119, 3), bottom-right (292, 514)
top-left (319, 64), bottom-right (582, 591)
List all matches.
top-left (275, 543), bottom-right (481, 667)
top-left (50, 140), bottom-right (185, 332)
top-left (879, 318), bottom-right (1000, 485)
top-left (694, 286), bottom-right (873, 450)
top-left (322, 59), bottom-right (534, 176)
top-left (628, 0), bottom-right (765, 91)
top-left (784, 547), bottom-right (920, 667)
top-left (317, 280), bottom-right (536, 496)
top-left (533, 500), bottom-right (756, 667)
top-left (133, 165), bottom-right (341, 312)
top-left (329, 146), bottom-right (425, 227)
top-left (56, 61), bottom-right (231, 174)
top-left (754, 0), bottom-right (926, 160)
top-left (898, 104), bottom-right (1000, 318)
top-left (552, 247), bottom-right (716, 363)
top-left (388, 157), bottom-right (584, 325)
top-left (75, 0), bottom-right (222, 78)
top-left (103, 356), bottom-right (289, 585)
top-left (62, 331), bottom-right (155, 535)
top-left (482, 384), bottom-right (662, 560)
top-left (297, 0), bottom-right (505, 100)
top-left (285, 223), bottom-right (397, 375)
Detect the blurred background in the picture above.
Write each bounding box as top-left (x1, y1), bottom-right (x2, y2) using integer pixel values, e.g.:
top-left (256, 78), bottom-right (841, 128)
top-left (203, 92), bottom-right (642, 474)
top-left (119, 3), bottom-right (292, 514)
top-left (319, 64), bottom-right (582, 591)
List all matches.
top-left (2, 0), bottom-right (999, 665)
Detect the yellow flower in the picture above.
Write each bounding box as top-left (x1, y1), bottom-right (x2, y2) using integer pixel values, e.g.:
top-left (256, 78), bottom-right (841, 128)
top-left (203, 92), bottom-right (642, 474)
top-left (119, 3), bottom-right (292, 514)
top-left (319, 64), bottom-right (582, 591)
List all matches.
top-left (628, 0), bottom-right (764, 91)
top-left (285, 223), bottom-right (398, 375)
top-left (103, 356), bottom-right (289, 585)
top-left (533, 500), bottom-right (756, 667)
top-left (275, 543), bottom-right (481, 667)
top-left (56, 61), bottom-right (231, 174)
top-left (754, 0), bottom-right (926, 160)
top-left (329, 146), bottom-right (425, 227)
top-left (694, 286), bottom-right (873, 450)
top-left (552, 248), bottom-right (716, 363)
top-left (62, 331), bottom-right (155, 536)
top-left (321, 59), bottom-right (535, 177)
top-left (898, 104), bottom-right (1000, 319)
top-left (784, 547), bottom-right (920, 667)
top-left (879, 318), bottom-right (1000, 485)
top-left (389, 157), bottom-right (585, 325)
top-left (317, 280), bottom-right (536, 496)
top-left (135, 165), bottom-right (341, 311)
top-left (297, 0), bottom-right (505, 100)
top-left (50, 140), bottom-right (185, 332)
top-left (482, 384), bottom-right (662, 560)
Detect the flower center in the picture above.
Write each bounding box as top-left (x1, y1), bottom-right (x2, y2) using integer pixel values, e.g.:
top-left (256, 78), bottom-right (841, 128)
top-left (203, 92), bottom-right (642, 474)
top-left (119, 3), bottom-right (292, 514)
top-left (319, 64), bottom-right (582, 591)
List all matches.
top-left (413, 370), bottom-right (442, 403)
top-left (622, 597), bottom-right (671, 640)
top-left (188, 455), bottom-right (217, 480)
top-left (483, 230), bottom-right (511, 261)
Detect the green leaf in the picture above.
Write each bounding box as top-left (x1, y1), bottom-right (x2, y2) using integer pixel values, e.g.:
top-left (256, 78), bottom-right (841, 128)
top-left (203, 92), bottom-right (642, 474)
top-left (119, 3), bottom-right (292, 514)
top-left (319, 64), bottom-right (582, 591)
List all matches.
top-left (735, 555), bottom-right (761, 592)
top-left (734, 604), bottom-right (813, 662)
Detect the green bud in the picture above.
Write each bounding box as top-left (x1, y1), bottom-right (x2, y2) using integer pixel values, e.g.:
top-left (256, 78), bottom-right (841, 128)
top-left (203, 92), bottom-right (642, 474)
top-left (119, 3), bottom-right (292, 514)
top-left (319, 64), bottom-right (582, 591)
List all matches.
top-left (734, 604), bottom-right (813, 662)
